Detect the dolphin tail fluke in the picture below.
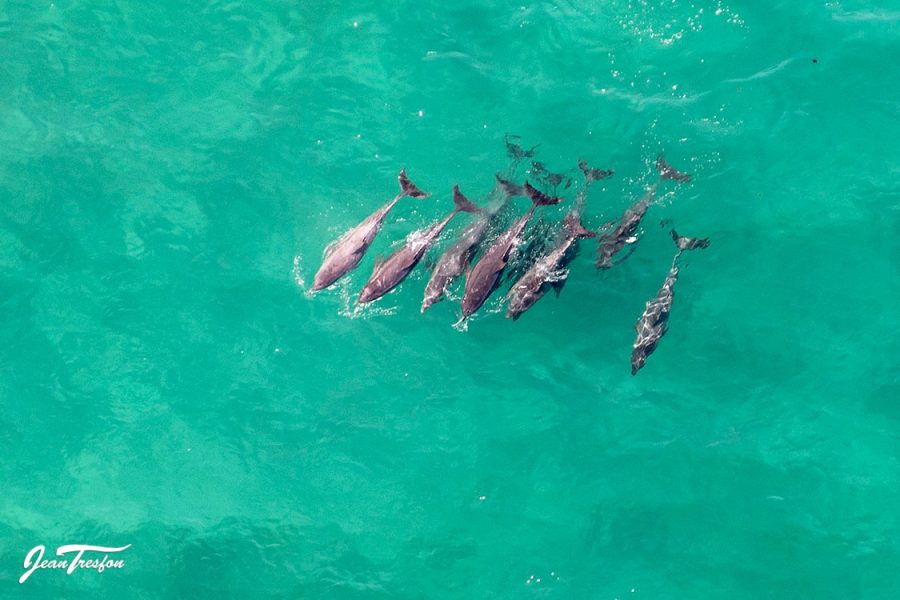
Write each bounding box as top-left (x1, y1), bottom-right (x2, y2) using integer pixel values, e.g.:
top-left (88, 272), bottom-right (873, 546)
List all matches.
top-left (577, 159), bottom-right (614, 182)
top-left (495, 174), bottom-right (526, 197)
top-left (399, 169), bottom-right (429, 198)
top-left (452, 185), bottom-right (482, 214)
top-left (524, 181), bottom-right (563, 206)
top-left (655, 156), bottom-right (691, 182)
top-left (563, 213), bottom-right (597, 238)
top-left (671, 229), bottom-right (710, 252)
top-left (504, 134), bottom-right (539, 160)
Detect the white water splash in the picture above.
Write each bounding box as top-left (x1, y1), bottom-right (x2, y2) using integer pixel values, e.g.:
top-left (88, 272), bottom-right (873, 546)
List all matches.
top-left (292, 254), bottom-right (312, 297)
top-left (544, 267), bottom-right (570, 284)
top-left (336, 279), bottom-right (399, 319)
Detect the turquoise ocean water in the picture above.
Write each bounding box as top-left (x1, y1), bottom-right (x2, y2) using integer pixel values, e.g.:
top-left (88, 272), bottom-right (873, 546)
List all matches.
top-left (1, 0), bottom-right (899, 597)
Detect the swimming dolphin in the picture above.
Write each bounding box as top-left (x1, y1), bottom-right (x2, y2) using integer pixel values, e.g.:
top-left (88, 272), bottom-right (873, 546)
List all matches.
top-left (631, 229), bottom-right (710, 375)
top-left (312, 169), bottom-right (428, 291)
top-left (358, 186), bottom-right (482, 304)
top-left (461, 182), bottom-right (563, 318)
top-left (504, 134), bottom-right (539, 161)
top-left (420, 175), bottom-right (526, 313)
top-left (501, 160), bottom-right (580, 274)
top-left (505, 213), bottom-right (597, 320)
top-left (504, 160), bottom-right (613, 319)
top-left (596, 156), bottom-right (690, 269)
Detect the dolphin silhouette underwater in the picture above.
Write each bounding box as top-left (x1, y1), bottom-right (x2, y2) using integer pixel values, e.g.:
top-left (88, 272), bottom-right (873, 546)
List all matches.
top-left (312, 169), bottom-right (428, 291)
top-left (631, 229), bottom-right (710, 375)
top-left (358, 186), bottom-right (482, 304)
top-left (461, 182), bottom-right (563, 318)
top-left (596, 156), bottom-right (690, 269)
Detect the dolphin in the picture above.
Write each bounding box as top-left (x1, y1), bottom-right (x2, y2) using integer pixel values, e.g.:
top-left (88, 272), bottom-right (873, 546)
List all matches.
top-left (461, 182), bottom-right (563, 318)
top-left (312, 169), bottom-right (429, 291)
top-left (504, 160), bottom-right (613, 320)
top-left (504, 134), bottom-right (539, 161)
top-left (504, 160), bottom-right (577, 274)
top-left (505, 213), bottom-right (597, 320)
top-left (596, 156), bottom-right (690, 269)
top-left (358, 186), bottom-right (482, 304)
top-left (420, 175), bottom-right (526, 313)
top-left (631, 229), bottom-right (710, 375)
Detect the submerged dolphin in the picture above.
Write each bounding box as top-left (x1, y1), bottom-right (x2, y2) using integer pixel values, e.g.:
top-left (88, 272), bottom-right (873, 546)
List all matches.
top-left (505, 160), bottom-right (612, 320)
top-left (461, 182), bottom-right (563, 318)
top-left (505, 213), bottom-right (597, 320)
top-left (596, 156), bottom-right (690, 269)
top-left (504, 134), bottom-right (539, 161)
top-left (420, 175), bottom-right (526, 313)
top-left (631, 229), bottom-right (710, 375)
top-left (358, 186), bottom-right (482, 304)
top-left (312, 169), bottom-right (428, 291)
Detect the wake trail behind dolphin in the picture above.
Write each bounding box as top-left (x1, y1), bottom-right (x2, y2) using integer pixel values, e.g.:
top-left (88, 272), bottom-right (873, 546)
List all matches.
top-left (293, 254), bottom-right (314, 298)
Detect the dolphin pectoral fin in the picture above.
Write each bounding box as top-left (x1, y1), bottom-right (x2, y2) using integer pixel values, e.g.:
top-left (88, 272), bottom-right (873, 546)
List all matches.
top-left (423, 257), bottom-right (436, 271)
top-left (614, 245), bottom-right (638, 266)
top-left (550, 279), bottom-right (566, 297)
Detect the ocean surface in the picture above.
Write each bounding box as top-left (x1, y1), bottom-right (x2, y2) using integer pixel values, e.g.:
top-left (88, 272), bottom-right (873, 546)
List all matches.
top-left (1, 0), bottom-right (899, 598)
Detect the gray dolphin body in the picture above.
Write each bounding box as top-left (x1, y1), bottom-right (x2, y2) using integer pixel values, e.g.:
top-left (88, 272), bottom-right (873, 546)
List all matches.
top-left (631, 229), bottom-right (710, 375)
top-left (420, 176), bottom-right (525, 313)
top-left (506, 213), bottom-right (597, 320)
top-left (505, 160), bottom-right (613, 320)
top-left (461, 182), bottom-right (563, 318)
top-left (358, 187), bottom-right (481, 304)
top-left (312, 170), bottom-right (428, 291)
top-left (596, 156), bottom-right (690, 269)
